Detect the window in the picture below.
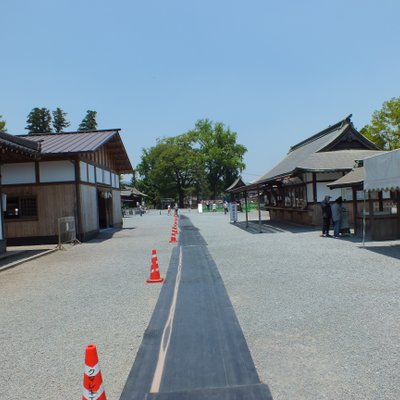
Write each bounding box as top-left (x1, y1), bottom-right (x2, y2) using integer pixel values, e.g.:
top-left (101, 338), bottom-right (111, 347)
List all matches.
top-left (5, 196), bottom-right (38, 219)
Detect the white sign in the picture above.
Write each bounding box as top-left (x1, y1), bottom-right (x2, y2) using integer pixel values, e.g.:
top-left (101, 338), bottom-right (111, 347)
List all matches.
top-left (229, 203), bottom-right (238, 223)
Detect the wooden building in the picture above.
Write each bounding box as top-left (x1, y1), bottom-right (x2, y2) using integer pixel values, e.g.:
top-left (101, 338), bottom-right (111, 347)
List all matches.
top-left (329, 150), bottom-right (400, 240)
top-left (1, 129), bottom-right (133, 245)
top-left (120, 186), bottom-right (147, 211)
top-left (0, 132), bottom-right (41, 252)
top-left (232, 115), bottom-right (383, 227)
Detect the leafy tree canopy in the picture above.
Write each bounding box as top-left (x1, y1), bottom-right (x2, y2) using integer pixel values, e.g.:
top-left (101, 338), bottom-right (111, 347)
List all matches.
top-left (26, 107), bottom-right (52, 134)
top-left (361, 97), bottom-right (400, 150)
top-left (0, 115), bottom-right (6, 133)
top-left (136, 133), bottom-right (203, 207)
top-left (189, 119), bottom-right (247, 199)
top-left (52, 107), bottom-right (70, 133)
top-left (78, 110), bottom-right (97, 131)
top-left (136, 119), bottom-right (247, 207)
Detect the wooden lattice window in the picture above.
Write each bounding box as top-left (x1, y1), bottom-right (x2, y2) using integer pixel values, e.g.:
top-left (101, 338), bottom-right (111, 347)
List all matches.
top-left (5, 196), bottom-right (38, 219)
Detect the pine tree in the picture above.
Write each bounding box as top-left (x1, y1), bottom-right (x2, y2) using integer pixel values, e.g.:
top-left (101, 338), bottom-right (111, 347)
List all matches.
top-left (26, 107), bottom-right (52, 134)
top-left (78, 110), bottom-right (97, 131)
top-left (52, 108), bottom-right (70, 133)
top-left (0, 115), bottom-right (6, 133)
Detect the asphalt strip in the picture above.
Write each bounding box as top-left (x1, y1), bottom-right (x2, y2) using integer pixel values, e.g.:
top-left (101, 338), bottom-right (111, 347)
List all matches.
top-left (119, 215), bottom-right (273, 400)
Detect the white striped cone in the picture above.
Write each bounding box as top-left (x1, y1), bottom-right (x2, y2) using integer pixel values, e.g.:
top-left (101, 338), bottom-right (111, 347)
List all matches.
top-left (83, 344), bottom-right (106, 400)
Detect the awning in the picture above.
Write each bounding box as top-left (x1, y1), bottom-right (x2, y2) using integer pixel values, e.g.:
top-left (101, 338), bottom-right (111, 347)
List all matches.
top-left (364, 149), bottom-right (400, 191)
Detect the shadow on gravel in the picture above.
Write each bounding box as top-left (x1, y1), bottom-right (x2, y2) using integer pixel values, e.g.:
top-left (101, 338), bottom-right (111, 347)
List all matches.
top-left (362, 245), bottom-right (400, 260)
top-left (234, 219), bottom-right (319, 234)
top-left (0, 250), bottom-right (49, 269)
top-left (87, 227), bottom-right (136, 243)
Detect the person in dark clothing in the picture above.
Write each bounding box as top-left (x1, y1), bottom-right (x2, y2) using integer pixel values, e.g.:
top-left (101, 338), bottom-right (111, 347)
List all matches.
top-left (320, 195), bottom-right (332, 237)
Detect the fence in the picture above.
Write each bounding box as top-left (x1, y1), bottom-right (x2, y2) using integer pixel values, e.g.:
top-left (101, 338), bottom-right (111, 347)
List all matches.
top-left (57, 216), bottom-right (80, 249)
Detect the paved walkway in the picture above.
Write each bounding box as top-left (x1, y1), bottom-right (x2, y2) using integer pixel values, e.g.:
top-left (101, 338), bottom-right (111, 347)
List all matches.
top-left (120, 215), bottom-right (272, 399)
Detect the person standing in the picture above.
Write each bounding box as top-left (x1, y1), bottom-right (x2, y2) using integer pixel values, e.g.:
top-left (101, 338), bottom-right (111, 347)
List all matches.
top-left (320, 195), bottom-right (332, 237)
top-left (331, 196), bottom-right (343, 238)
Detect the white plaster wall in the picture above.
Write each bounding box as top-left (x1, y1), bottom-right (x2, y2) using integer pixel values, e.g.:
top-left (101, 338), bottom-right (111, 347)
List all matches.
top-left (40, 161), bottom-right (75, 182)
top-left (104, 170), bottom-right (111, 185)
top-left (317, 182), bottom-right (342, 202)
top-left (80, 161), bottom-right (88, 182)
top-left (88, 165), bottom-right (95, 183)
top-left (306, 183), bottom-right (314, 202)
top-left (2, 163), bottom-right (36, 184)
top-left (96, 167), bottom-right (103, 183)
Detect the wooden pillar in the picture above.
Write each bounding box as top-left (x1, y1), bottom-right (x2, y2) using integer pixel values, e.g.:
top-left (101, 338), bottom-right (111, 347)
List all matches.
top-left (368, 192), bottom-right (374, 240)
top-left (312, 173), bottom-right (317, 203)
top-left (74, 158), bottom-right (83, 240)
top-left (378, 191), bottom-right (383, 212)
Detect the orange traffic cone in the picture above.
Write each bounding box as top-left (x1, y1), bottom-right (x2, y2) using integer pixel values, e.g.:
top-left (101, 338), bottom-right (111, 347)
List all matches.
top-left (83, 344), bottom-right (106, 400)
top-left (146, 249), bottom-right (164, 283)
top-left (169, 229), bottom-right (177, 243)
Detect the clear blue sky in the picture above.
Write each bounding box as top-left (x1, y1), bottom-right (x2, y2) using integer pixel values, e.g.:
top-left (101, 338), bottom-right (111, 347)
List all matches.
top-left (1, 0), bottom-right (399, 182)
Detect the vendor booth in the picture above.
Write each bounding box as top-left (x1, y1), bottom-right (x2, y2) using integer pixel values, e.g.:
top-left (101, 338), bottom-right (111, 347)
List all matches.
top-left (363, 149), bottom-right (400, 240)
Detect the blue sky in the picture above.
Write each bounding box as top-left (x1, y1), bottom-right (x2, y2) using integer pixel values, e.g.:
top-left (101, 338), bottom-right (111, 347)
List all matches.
top-left (1, 0), bottom-right (399, 182)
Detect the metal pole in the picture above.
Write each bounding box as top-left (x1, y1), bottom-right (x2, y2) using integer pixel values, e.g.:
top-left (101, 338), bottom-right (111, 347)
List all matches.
top-left (362, 191), bottom-right (366, 247)
top-left (245, 191), bottom-right (249, 228)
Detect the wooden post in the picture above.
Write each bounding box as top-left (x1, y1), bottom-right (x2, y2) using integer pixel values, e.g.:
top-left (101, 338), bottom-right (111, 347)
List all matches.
top-left (368, 191), bottom-right (374, 241)
top-left (312, 173), bottom-right (317, 203)
top-left (73, 158), bottom-right (83, 241)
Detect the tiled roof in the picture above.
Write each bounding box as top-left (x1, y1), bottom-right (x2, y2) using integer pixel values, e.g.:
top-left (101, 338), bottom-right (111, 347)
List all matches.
top-left (328, 167), bottom-right (365, 189)
top-left (0, 131), bottom-right (40, 155)
top-left (253, 116), bottom-right (379, 184)
top-left (225, 176), bottom-right (247, 192)
top-left (121, 186), bottom-right (147, 197)
top-left (297, 150), bottom-right (384, 171)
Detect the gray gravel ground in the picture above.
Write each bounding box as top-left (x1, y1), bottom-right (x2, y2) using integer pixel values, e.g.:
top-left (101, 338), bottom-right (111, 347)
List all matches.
top-left (0, 211), bottom-right (173, 400)
top-left (1, 209), bottom-right (399, 400)
top-left (191, 210), bottom-right (400, 400)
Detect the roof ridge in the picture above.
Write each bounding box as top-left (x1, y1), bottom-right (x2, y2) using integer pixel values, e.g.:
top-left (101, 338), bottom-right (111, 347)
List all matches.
top-left (289, 114), bottom-right (352, 153)
top-left (16, 128), bottom-right (121, 137)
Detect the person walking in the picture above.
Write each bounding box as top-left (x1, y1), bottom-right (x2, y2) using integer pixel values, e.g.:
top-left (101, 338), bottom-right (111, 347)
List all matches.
top-left (320, 195), bottom-right (332, 237)
top-left (331, 196), bottom-right (343, 238)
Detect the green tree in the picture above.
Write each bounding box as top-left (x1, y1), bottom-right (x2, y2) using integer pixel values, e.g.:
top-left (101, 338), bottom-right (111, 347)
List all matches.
top-left (26, 107), bottom-right (52, 134)
top-left (78, 110), bottom-right (97, 131)
top-left (52, 108), bottom-right (70, 133)
top-left (136, 134), bottom-right (203, 208)
top-left (361, 97), bottom-right (400, 150)
top-left (0, 115), bottom-right (6, 133)
top-left (190, 119), bottom-right (247, 199)
top-left (136, 119), bottom-right (246, 206)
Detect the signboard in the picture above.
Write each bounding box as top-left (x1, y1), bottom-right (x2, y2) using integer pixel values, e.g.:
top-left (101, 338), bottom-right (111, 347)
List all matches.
top-left (229, 203), bottom-right (238, 223)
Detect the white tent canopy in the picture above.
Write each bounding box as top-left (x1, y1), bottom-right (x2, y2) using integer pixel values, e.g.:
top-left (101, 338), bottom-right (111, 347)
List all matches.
top-left (364, 149), bottom-right (400, 191)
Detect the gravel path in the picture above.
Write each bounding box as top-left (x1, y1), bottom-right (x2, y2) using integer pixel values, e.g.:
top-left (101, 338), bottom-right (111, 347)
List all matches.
top-left (1, 209), bottom-right (399, 399)
top-left (191, 210), bottom-right (400, 400)
top-left (0, 211), bottom-right (173, 400)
